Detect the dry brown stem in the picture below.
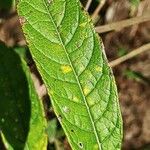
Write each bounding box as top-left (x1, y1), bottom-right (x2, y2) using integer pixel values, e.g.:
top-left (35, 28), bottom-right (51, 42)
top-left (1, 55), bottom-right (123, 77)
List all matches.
top-left (109, 43), bottom-right (150, 67)
top-left (95, 15), bottom-right (150, 33)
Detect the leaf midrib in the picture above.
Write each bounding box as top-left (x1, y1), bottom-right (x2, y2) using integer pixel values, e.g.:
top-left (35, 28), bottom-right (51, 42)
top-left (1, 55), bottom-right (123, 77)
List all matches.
top-left (42, 0), bottom-right (102, 149)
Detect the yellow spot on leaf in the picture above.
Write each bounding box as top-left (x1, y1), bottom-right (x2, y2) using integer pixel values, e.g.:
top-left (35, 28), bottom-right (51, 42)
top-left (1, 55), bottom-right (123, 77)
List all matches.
top-left (73, 96), bottom-right (80, 103)
top-left (83, 87), bottom-right (90, 96)
top-left (79, 22), bottom-right (87, 27)
top-left (95, 66), bottom-right (102, 72)
top-left (61, 65), bottom-right (72, 74)
top-left (93, 144), bottom-right (99, 150)
top-left (87, 97), bottom-right (96, 106)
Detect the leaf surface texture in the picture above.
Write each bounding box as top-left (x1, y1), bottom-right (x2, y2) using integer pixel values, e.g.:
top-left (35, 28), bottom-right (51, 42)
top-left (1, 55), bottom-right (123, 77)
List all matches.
top-left (17, 0), bottom-right (122, 149)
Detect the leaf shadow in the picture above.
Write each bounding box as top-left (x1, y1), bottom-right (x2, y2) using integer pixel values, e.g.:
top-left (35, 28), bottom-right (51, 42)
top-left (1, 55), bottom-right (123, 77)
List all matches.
top-left (0, 43), bottom-right (31, 149)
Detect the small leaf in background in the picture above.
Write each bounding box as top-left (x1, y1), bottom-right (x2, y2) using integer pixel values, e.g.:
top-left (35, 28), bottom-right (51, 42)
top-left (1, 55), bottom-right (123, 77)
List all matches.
top-left (46, 118), bottom-right (65, 150)
top-left (0, 43), bottom-right (47, 149)
top-left (17, 0), bottom-right (123, 149)
top-left (117, 47), bottom-right (127, 57)
top-left (124, 70), bottom-right (140, 80)
top-left (129, 0), bottom-right (140, 16)
top-left (124, 69), bottom-right (150, 84)
top-left (47, 119), bottom-right (57, 143)
top-left (130, 0), bottom-right (140, 7)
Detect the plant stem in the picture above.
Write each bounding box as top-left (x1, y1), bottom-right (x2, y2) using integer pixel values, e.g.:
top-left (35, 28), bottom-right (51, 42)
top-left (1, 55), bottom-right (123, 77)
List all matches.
top-left (109, 43), bottom-right (150, 67)
top-left (85, 0), bottom-right (92, 11)
top-left (91, 0), bottom-right (106, 21)
top-left (95, 15), bottom-right (150, 33)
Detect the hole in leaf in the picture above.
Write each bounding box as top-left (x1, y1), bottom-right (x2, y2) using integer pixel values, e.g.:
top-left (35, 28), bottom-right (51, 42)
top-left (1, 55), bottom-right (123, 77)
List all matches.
top-left (79, 142), bottom-right (83, 149)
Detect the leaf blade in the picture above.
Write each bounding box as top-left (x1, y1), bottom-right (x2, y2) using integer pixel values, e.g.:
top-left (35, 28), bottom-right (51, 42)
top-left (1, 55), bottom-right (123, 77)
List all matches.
top-left (17, 0), bottom-right (123, 149)
top-left (0, 44), bottom-right (47, 150)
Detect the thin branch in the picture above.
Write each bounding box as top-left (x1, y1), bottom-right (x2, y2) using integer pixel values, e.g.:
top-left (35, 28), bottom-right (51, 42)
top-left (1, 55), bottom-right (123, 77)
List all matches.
top-left (109, 43), bottom-right (150, 67)
top-left (95, 15), bottom-right (150, 33)
top-left (85, 0), bottom-right (92, 11)
top-left (91, 0), bottom-right (106, 21)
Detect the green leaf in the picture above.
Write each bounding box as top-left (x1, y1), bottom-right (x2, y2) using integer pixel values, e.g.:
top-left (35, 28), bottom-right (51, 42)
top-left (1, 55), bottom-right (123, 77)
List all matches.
top-left (17, 0), bottom-right (123, 149)
top-left (124, 69), bottom-right (150, 84)
top-left (46, 118), bottom-right (65, 143)
top-left (46, 118), bottom-right (65, 150)
top-left (130, 0), bottom-right (140, 7)
top-left (0, 43), bottom-right (47, 150)
top-left (46, 119), bottom-right (57, 143)
top-left (117, 47), bottom-right (127, 57)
